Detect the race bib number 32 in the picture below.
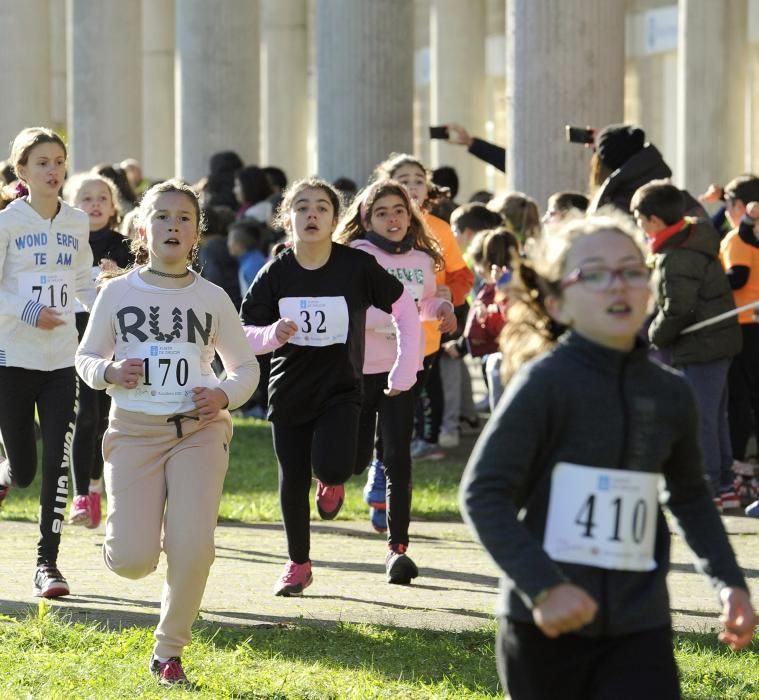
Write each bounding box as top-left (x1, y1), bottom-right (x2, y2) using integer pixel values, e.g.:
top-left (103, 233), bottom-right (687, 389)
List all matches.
top-left (278, 296), bottom-right (349, 347)
top-left (543, 462), bottom-right (660, 572)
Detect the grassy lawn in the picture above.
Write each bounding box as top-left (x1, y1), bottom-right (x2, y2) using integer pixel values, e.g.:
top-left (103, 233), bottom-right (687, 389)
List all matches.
top-left (1, 417), bottom-right (757, 698)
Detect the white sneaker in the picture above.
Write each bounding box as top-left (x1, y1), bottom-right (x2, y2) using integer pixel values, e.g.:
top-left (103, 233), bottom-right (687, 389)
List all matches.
top-left (438, 431), bottom-right (459, 448)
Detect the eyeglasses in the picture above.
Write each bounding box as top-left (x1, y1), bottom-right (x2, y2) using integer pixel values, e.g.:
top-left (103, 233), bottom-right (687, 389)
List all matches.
top-left (560, 265), bottom-right (650, 291)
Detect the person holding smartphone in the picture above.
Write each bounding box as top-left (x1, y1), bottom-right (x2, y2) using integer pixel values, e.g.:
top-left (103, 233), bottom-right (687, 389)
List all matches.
top-left (432, 123), bottom-right (506, 173)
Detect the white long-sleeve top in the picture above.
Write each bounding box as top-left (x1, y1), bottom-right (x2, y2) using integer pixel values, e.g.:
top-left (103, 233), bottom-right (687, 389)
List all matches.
top-left (0, 197), bottom-right (96, 370)
top-left (76, 268), bottom-right (259, 415)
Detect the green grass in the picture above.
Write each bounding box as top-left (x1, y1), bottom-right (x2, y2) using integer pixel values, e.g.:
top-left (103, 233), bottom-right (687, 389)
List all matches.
top-left (0, 612), bottom-right (755, 699)
top-left (2, 418), bottom-right (757, 698)
top-left (0, 611), bottom-right (500, 699)
top-left (0, 417), bottom-right (470, 524)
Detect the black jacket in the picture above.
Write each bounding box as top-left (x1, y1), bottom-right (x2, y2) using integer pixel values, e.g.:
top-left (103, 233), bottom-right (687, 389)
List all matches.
top-left (649, 218), bottom-right (742, 364)
top-left (468, 137), bottom-right (506, 172)
top-left (460, 332), bottom-right (746, 636)
top-left (590, 144), bottom-right (707, 219)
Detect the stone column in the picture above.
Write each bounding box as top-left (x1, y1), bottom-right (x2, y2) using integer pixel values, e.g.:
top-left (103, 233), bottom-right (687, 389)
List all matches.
top-left (0, 1), bottom-right (52, 155)
top-left (677, 0), bottom-right (746, 193)
top-left (49, 0), bottom-right (66, 131)
top-left (141, 0), bottom-right (175, 180)
top-left (66, 0), bottom-right (142, 172)
top-left (175, 0), bottom-right (259, 184)
top-left (429, 0), bottom-right (488, 200)
top-left (314, 0), bottom-right (414, 187)
top-left (506, 0), bottom-right (625, 208)
top-left (261, 0), bottom-right (308, 181)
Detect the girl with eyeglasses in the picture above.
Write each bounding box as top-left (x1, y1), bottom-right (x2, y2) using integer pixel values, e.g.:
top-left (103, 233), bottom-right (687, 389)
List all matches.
top-left (460, 215), bottom-right (755, 700)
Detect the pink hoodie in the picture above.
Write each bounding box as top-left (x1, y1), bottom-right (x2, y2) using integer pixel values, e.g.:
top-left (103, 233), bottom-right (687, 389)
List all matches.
top-left (350, 239), bottom-right (452, 376)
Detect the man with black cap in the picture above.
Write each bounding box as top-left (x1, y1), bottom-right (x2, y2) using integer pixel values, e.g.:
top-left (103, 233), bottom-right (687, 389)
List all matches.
top-left (588, 123), bottom-right (706, 218)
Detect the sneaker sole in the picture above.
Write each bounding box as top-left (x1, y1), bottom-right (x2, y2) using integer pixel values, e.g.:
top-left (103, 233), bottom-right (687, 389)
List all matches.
top-left (274, 574), bottom-right (313, 597)
top-left (34, 584), bottom-right (70, 598)
top-left (387, 557), bottom-right (419, 585)
top-left (316, 499), bottom-right (344, 520)
top-left (69, 512), bottom-right (91, 526)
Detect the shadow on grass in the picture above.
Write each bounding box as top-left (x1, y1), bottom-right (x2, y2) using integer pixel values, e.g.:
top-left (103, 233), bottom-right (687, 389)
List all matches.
top-left (192, 617), bottom-right (503, 696)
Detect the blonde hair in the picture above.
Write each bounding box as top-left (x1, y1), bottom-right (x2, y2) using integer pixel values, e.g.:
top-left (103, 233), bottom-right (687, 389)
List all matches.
top-left (63, 172), bottom-right (122, 228)
top-left (500, 213), bottom-right (646, 384)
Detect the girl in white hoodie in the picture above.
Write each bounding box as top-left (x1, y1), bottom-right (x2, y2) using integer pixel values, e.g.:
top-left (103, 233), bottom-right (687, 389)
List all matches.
top-left (0, 127), bottom-right (96, 598)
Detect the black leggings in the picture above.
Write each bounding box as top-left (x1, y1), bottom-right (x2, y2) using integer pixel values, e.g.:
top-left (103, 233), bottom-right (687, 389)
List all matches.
top-left (0, 365), bottom-right (76, 565)
top-left (271, 402), bottom-right (360, 563)
top-left (497, 619), bottom-right (680, 700)
top-left (71, 312), bottom-right (109, 496)
top-left (354, 372), bottom-right (415, 547)
top-left (728, 323), bottom-right (759, 459)
top-left (414, 352), bottom-right (442, 443)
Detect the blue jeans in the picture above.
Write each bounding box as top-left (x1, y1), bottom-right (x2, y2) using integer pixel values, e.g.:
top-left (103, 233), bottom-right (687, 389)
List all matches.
top-left (678, 359), bottom-right (733, 493)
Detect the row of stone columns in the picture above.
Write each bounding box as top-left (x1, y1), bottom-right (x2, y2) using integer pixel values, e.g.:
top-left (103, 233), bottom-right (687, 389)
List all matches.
top-left (2, 1), bottom-right (749, 205)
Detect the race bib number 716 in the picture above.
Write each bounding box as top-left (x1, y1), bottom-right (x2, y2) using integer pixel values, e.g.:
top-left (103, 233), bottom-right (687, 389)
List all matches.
top-left (543, 462), bottom-right (660, 572)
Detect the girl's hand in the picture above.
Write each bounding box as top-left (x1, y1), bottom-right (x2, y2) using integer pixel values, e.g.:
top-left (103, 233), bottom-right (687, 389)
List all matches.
top-left (435, 285), bottom-right (452, 302)
top-left (275, 318), bottom-right (298, 344)
top-left (192, 387), bottom-right (229, 421)
top-left (442, 340), bottom-right (461, 358)
top-left (36, 307), bottom-right (66, 330)
top-left (532, 583), bottom-right (598, 638)
top-left (718, 587), bottom-right (756, 650)
top-left (384, 386), bottom-right (402, 397)
top-left (438, 305), bottom-right (457, 335)
top-left (104, 358), bottom-right (144, 388)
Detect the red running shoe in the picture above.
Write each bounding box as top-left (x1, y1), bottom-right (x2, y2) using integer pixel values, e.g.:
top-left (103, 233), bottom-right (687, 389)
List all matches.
top-left (87, 490), bottom-right (102, 529)
top-left (315, 480), bottom-right (344, 520)
top-left (149, 656), bottom-right (188, 686)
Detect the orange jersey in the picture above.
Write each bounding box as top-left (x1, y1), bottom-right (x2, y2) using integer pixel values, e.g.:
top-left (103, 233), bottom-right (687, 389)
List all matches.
top-left (720, 228), bottom-right (759, 324)
top-left (421, 213), bottom-right (474, 355)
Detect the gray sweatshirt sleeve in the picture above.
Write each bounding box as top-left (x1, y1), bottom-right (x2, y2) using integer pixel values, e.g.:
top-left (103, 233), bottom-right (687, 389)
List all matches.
top-left (661, 387), bottom-right (748, 594)
top-left (459, 365), bottom-right (569, 607)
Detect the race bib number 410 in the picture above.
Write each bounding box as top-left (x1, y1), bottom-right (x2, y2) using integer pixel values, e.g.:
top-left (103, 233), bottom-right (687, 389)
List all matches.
top-left (543, 462), bottom-right (660, 572)
top-left (278, 296), bottom-right (349, 347)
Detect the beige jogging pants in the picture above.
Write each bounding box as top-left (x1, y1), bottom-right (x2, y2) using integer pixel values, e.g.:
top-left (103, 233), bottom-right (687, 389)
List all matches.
top-left (102, 406), bottom-right (233, 658)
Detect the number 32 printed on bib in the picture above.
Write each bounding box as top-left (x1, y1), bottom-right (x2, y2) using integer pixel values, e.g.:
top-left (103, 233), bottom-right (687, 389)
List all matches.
top-left (543, 462), bottom-right (660, 572)
top-left (278, 296), bottom-right (349, 347)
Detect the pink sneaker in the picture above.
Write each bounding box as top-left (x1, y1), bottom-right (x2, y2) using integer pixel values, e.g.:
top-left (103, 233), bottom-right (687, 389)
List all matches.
top-left (315, 480), bottom-right (344, 520)
top-left (69, 495), bottom-right (90, 526)
top-left (274, 560), bottom-right (313, 596)
top-left (87, 490), bottom-right (102, 529)
top-left (149, 655), bottom-right (188, 686)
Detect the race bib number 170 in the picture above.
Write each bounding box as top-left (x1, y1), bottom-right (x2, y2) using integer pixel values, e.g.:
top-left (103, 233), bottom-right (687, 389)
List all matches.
top-left (128, 342), bottom-right (202, 402)
top-left (543, 462), bottom-right (660, 572)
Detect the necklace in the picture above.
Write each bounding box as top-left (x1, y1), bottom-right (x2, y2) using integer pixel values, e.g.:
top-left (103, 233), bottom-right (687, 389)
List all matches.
top-left (146, 267), bottom-right (191, 279)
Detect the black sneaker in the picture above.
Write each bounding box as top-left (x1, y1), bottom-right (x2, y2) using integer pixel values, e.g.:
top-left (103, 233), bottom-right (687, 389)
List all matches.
top-left (33, 564), bottom-right (70, 598)
top-left (149, 655), bottom-right (188, 686)
top-left (385, 547), bottom-right (419, 585)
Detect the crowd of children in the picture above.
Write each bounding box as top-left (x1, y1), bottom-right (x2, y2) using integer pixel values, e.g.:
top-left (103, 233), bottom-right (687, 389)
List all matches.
top-left (0, 124), bottom-right (756, 693)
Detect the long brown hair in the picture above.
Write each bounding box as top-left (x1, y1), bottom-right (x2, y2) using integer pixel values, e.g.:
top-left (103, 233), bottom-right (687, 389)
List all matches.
top-left (334, 179), bottom-right (444, 271)
top-left (373, 153), bottom-right (449, 212)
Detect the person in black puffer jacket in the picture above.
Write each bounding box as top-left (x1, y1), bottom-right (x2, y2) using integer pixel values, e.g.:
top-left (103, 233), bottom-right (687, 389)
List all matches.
top-left (588, 124), bottom-right (707, 219)
top-left (631, 181), bottom-right (741, 505)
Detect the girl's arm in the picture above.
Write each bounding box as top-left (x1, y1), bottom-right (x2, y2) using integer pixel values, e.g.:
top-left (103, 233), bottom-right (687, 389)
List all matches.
top-left (0, 228), bottom-right (56, 326)
top-left (418, 294), bottom-right (453, 322)
top-left (459, 365), bottom-right (570, 607)
top-left (386, 288), bottom-right (422, 392)
top-left (213, 291), bottom-right (260, 410)
top-left (73, 228), bottom-right (96, 311)
top-left (240, 263), bottom-right (288, 354)
top-left (75, 287), bottom-right (118, 389)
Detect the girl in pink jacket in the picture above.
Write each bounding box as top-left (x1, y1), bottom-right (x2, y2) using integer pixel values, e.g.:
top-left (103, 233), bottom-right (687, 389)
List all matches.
top-left (335, 180), bottom-right (455, 583)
